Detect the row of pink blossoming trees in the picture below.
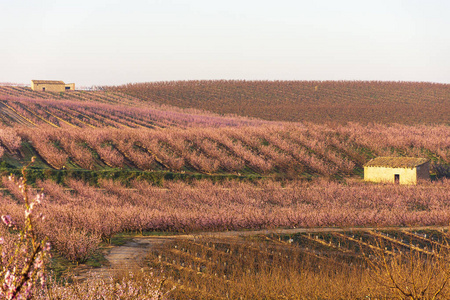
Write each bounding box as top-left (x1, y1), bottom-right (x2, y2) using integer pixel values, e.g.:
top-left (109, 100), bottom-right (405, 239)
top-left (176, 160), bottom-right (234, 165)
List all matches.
top-left (1, 122), bottom-right (448, 177)
top-left (1, 160), bottom-right (166, 299)
top-left (2, 175), bottom-right (450, 263)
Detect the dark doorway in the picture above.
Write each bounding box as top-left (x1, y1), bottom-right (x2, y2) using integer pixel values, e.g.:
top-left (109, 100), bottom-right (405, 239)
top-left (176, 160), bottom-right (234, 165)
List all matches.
top-left (394, 174), bottom-right (400, 184)
top-left (42, 87), bottom-right (45, 91)
top-left (65, 86), bottom-right (70, 90)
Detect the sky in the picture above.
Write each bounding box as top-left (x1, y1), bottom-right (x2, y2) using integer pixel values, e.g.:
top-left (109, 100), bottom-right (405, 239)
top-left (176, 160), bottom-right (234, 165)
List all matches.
top-left (1, 0), bottom-right (449, 86)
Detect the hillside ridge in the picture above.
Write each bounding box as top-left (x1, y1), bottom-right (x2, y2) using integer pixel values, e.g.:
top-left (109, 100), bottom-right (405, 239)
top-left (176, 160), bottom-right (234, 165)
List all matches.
top-left (108, 80), bottom-right (450, 125)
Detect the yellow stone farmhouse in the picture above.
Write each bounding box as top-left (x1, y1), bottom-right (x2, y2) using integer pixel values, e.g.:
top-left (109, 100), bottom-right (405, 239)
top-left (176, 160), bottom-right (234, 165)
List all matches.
top-left (364, 157), bottom-right (430, 185)
top-left (31, 80), bottom-right (75, 92)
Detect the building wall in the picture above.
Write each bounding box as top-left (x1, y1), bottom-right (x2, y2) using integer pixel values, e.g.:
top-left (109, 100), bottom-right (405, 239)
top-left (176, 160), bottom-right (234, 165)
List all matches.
top-left (31, 83), bottom-right (65, 92)
top-left (364, 166), bottom-right (418, 184)
top-left (416, 162), bottom-right (430, 181)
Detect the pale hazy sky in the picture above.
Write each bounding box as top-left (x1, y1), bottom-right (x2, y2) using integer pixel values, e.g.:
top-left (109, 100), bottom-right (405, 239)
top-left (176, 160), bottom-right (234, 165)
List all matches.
top-left (1, 0), bottom-right (449, 86)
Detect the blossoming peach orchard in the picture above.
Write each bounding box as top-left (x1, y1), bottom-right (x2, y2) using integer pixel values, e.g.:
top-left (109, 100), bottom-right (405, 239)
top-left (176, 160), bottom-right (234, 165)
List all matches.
top-left (1, 159), bottom-right (50, 299)
top-left (0, 80), bottom-right (449, 298)
top-left (1, 160), bottom-right (166, 299)
top-left (0, 123), bottom-right (448, 176)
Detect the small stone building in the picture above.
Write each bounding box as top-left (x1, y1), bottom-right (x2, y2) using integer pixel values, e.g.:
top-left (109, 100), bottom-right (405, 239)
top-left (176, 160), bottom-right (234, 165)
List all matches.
top-left (31, 80), bottom-right (75, 92)
top-left (364, 157), bottom-right (430, 185)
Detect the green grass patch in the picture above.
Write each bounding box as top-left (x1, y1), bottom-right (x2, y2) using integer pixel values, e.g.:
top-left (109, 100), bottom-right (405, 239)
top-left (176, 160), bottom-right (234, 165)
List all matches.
top-left (49, 246), bottom-right (109, 282)
top-left (0, 167), bottom-right (262, 187)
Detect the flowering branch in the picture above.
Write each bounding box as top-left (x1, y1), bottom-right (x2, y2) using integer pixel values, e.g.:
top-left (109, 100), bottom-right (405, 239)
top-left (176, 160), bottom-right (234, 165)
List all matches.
top-left (0, 157), bottom-right (51, 300)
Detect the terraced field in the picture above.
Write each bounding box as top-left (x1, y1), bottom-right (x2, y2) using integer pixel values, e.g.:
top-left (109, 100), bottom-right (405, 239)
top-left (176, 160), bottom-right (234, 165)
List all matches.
top-left (0, 86), bottom-right (263, 129)
top-left (0, 85), bottom-right (448, 180)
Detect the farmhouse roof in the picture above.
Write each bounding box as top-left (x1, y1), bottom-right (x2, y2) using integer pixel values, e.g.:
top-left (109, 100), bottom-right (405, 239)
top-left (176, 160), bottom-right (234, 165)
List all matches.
top-left (364, 157), bottom-right (429, 168)
top-left (31, 80), bottom-right (65, 85)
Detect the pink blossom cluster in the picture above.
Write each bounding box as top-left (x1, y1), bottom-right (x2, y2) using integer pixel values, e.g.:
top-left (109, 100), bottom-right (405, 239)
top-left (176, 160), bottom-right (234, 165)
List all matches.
top-left (1, 215), bottom-right (12, 227)
top-left (0, 129), bottom-right (21, 159)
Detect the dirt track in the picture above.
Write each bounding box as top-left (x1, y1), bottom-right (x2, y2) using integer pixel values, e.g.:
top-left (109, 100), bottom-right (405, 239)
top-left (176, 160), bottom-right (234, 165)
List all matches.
top-left (75, 225), bottom-right (449, 279)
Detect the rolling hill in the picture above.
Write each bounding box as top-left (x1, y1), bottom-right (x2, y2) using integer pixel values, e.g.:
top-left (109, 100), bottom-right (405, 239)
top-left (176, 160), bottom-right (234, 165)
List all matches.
top-left (108, 80), bottom-right (450, 125)
top-left (0, 83), bottom-right (448, 181)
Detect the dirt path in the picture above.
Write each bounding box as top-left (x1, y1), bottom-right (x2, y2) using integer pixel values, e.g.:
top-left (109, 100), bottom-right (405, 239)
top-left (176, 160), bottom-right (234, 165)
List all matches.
top-left (75, 225), bottom-right (449, 279)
